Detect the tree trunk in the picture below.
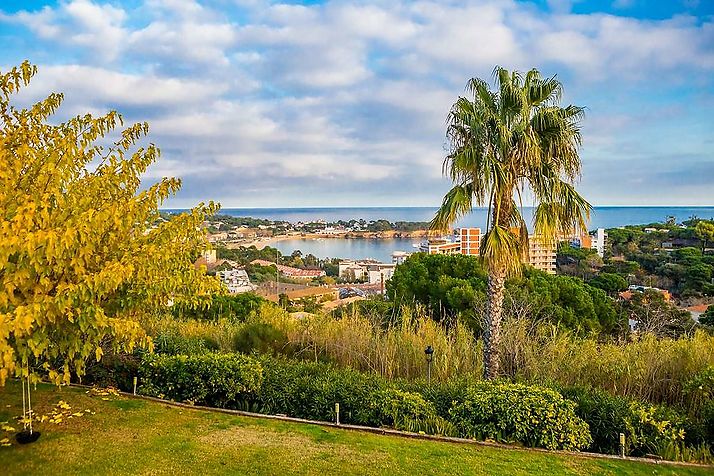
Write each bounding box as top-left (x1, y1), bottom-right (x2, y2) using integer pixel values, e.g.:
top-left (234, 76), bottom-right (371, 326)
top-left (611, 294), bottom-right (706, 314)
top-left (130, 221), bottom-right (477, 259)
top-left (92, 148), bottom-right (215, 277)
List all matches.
top-left (483, 262), bottom-right (507, 379)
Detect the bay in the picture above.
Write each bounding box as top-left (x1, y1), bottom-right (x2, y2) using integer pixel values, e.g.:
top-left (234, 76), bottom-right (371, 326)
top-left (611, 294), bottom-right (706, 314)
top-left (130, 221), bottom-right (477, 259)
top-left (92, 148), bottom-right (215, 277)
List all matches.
top-left (164, 206), bottom-right (714, 262)
top-left (272, 237), bottom-right (417, 263)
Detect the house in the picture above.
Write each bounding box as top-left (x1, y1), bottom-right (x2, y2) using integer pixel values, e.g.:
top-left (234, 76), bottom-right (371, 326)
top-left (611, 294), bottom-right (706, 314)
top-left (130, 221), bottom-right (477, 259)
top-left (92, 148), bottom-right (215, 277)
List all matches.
top-left (619, 286), bottom-right (672, 302)
top-left (216, 269), bottom-right (256, 294)
top-left (684, 304), bottom-right (710, 321)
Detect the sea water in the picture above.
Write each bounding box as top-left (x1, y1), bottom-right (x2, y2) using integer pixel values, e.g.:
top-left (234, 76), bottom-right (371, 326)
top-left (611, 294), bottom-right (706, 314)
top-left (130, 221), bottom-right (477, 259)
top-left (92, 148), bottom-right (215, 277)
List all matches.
top-left (201, 206), bottom-right (714, 262)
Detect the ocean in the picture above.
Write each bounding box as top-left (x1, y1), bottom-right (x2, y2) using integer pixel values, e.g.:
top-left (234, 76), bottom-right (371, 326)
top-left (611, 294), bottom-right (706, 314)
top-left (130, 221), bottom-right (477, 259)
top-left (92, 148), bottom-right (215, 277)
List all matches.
top-left (208, 206), bottom-right (714, 230)
top-left (196, 206), bottom-right (714, 262)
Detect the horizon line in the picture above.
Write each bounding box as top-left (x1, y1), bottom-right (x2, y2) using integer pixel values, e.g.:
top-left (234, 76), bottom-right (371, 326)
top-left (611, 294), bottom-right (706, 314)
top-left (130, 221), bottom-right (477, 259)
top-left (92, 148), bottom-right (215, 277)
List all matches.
top-left (160, 205), bottom-right (714, 210)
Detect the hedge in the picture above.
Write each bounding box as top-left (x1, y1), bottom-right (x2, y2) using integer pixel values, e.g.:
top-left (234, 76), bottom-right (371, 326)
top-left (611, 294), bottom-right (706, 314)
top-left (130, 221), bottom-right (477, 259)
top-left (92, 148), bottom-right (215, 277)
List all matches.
top-left (139, 353), bottom-right (263, 407)
top-left (135, 353), bottom-right (592, 450)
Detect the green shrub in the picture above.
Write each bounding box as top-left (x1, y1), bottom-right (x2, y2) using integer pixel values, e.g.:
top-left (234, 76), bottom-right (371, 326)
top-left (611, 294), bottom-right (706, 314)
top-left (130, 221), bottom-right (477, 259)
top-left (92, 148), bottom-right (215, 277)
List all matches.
top-left (559, 386), bottom-right (631, 454)
top-left (252, 357), bottom-right (440, 431)
top-left (376, 387), bottom-right (437, 428)
top-left (560, 386), bottom-right (687, 456)
top-left (627, 403), bottom-right (686, 456)
top-left (401, 378), bottom-right (470, 419)
top-left (233, 322), bottom-right (289, 355)
top-left (255, 357), bottom-right (388, 426)
top-left (139, 353), bottom-right (263, 407)
top-left (684, 366), bottom-right (714, 410)
top-left (701, 402), bottom-right (714, 446)
top-left (449, 382), bottom-right (591, 451)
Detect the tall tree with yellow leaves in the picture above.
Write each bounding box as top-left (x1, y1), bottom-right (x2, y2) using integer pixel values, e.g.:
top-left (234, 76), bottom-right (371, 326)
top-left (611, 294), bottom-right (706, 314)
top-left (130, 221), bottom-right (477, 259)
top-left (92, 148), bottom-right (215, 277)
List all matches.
top-left (0, 62), bottom-right (222, 386)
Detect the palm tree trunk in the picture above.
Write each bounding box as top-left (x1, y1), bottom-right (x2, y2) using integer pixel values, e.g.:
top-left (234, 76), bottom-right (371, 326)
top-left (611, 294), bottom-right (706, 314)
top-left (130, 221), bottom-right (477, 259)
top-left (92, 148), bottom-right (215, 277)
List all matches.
top-left (483, 261), bottom-right (506, 379)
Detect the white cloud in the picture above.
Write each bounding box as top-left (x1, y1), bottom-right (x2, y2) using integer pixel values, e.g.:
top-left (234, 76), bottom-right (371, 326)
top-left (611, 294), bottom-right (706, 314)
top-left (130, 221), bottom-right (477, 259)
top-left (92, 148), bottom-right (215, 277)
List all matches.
top-left (1, 0), bottom-right (712, 206)
top-left (15, 65), bottom-right (225, 109)
top-left (10, 0), bottom-right (127, 60)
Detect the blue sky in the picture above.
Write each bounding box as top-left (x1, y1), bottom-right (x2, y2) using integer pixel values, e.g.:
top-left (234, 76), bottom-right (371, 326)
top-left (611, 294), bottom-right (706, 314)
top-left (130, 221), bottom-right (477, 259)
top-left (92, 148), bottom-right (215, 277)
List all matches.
top-left (1, 0), bottom-right (712, 207)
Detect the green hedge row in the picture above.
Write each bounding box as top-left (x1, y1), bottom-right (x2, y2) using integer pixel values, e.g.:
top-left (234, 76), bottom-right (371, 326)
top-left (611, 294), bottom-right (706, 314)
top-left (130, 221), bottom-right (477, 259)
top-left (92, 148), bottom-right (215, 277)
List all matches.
top-left (139, 353), bottom-right (263, 408)
top-left (137, 353), bottom-right (590, 451)
top-left (88, 350), bottom-right (697, 456)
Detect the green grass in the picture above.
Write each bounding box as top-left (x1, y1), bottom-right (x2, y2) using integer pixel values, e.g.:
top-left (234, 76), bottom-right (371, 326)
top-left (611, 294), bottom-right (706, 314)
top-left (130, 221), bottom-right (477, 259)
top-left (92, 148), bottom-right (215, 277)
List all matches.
top-left (0, 381), bottom-right (711, 476)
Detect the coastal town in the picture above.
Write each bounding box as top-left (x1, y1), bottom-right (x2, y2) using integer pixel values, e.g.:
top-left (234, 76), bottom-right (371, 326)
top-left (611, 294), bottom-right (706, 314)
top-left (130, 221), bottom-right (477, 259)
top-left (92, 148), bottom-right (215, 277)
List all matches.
top-left (3, 0), bottom-right (714, 471)
top-left (194, 212), bottom-right (714, 332)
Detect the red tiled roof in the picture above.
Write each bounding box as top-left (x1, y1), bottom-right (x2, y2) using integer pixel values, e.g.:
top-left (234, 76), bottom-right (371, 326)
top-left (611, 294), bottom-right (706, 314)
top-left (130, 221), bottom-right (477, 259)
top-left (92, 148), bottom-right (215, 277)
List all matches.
top-left (686, 304), bottom-right (710, 313)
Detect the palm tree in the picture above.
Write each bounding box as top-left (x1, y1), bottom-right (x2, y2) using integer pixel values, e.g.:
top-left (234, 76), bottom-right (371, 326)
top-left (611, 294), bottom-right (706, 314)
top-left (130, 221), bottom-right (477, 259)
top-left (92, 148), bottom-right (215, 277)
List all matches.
top-left (431, 67), bottom-right (591, 379)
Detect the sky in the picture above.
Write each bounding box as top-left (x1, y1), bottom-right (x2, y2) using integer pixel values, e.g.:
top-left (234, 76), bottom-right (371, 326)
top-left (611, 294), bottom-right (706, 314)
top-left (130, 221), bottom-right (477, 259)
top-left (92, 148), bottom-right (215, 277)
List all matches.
top-left (1, 0), bottom-right (713, 208)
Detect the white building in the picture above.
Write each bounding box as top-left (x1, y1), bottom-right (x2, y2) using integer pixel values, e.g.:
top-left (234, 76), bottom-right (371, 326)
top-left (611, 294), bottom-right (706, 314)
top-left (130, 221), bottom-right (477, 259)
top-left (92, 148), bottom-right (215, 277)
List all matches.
top-left (339, 259), bottom-right (395, 284)
top-left (391, 251), bottom-right (411, 265)
top-left (590, 228), bottom-right (607, 258)
top-left (216, 269), bottom-right (256, 294)
top-left (367, 264), bottom-right (396, 285)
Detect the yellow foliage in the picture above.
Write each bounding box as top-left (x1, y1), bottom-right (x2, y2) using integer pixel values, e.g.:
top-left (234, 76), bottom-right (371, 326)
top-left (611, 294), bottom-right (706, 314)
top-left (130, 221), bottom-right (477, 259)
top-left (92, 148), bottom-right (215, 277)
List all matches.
top-left (0, 61), bottom-right (224, 385)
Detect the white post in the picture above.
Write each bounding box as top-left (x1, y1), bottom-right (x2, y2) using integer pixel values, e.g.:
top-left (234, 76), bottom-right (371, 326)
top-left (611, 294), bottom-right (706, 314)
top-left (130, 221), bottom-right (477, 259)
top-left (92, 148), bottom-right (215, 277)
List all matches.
top-left (335, 403), bottom-right (340, 425)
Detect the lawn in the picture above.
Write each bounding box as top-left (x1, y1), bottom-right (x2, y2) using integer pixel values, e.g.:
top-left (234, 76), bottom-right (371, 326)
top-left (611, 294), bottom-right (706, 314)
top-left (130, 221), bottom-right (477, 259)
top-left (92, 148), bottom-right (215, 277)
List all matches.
top-left (0, 381), bottom-right (711, 476)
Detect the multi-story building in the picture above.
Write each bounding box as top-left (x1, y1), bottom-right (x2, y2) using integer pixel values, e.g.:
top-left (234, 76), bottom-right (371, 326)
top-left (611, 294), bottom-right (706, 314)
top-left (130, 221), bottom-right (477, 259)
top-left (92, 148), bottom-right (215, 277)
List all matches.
top-left (415, 227), bottom-right (557, 273)
top-left (418, 239), bottom-right (461, 254)
top-left (590, 228), bottom-right (607, 257)
top-left (367, 264), bottom-right (396, 285)
top-left (418, 227), bottom-right (482, 255)
top-left (564, 227), bottom-right (607, 258)
top-left (459, 227), bottom-right (481, 256)
top-left (526, 234), bottom-right (557, 274)
top-left (338, 259), bottom-right (395, 285)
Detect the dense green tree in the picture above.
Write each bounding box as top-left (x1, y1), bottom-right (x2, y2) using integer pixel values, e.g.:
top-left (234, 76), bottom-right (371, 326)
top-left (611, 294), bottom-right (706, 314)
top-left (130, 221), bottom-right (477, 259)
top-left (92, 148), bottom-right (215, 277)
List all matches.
top-left (588, 273), bottom-right (629, 295)
top-left (431, 67), bottom-right (590, 378)
top-left (388, 254), bottom-right (620, 335)
top-left (387, 253), bottom-right (487, 323)
top-left (172, 293), bottom-right (267, 321)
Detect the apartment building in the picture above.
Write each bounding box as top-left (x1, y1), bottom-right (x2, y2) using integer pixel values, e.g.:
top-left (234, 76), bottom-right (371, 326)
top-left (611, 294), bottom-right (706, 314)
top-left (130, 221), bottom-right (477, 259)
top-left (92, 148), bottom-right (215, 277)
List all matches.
top-left (526, 234), bottom-right (557, 274)
top-left (459, 227), bottom-right (481, 256)
top-left (590, 228), bottom-right (607, 257)
top-left (338, 259), bottom-right (395, 284)
top-left (419, 227), bottom-right (482, 255)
